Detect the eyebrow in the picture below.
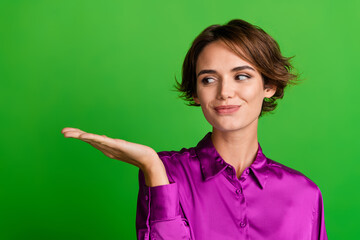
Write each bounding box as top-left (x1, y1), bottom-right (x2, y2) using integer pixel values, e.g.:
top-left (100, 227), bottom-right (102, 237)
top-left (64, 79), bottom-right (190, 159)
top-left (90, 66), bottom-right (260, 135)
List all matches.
top-left (196, 65), bottom-right (255, 78)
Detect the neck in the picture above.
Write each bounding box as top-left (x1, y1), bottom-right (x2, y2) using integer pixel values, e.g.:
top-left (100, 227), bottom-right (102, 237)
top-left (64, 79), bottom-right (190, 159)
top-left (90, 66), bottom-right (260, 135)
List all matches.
top-left (211, 118), bottom-right (259, 178)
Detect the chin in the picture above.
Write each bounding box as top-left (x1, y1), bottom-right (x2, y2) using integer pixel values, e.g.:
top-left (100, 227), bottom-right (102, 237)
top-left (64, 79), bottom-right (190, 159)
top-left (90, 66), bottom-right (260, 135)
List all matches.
top-left (210, 121), bottom-right (245, 132)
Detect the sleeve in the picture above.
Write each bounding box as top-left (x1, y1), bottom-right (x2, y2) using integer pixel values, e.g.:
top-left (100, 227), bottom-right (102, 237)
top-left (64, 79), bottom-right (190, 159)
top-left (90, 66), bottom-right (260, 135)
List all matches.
top-left (311, 186), bottom-right (328, 240)
top-left (136, 168), bottom-right (192, 240)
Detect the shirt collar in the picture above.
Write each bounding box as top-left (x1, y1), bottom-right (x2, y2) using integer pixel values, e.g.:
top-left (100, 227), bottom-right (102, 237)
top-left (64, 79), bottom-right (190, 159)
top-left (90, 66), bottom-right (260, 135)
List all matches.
top-left (194, 131), bottom-right (269, 189)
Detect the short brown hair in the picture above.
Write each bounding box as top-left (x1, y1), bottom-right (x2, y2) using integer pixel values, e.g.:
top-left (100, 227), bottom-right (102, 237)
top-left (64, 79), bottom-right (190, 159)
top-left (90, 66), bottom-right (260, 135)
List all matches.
top-left (173, 19), bottom-right (302, 118)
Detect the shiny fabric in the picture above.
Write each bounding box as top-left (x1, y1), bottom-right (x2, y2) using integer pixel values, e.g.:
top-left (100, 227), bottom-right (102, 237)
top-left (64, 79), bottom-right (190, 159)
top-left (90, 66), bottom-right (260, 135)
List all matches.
top-left (136, 131), bottom-right (328, 240)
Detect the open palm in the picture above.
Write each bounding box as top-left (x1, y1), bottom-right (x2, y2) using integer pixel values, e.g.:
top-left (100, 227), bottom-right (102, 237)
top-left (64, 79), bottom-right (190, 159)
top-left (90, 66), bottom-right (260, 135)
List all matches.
top-left (61, 127), bottom-right (158, 171)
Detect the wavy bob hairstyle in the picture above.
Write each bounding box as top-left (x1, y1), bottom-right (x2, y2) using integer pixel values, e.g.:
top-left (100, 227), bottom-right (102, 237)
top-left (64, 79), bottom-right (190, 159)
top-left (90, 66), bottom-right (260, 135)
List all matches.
top-left (173, 19), bottom-right (302, 118)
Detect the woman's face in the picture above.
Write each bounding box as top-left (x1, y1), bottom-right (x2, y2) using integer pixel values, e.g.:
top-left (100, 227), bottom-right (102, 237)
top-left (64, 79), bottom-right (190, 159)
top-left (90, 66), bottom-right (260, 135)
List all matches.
top-left (193, 40), bottom-right (276, 132)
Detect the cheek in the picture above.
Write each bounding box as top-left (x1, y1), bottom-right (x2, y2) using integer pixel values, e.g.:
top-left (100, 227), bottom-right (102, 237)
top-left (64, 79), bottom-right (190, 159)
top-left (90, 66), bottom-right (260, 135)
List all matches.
top-left (197, 88), bottom-right (212, 104)
top-left (242, 86), bottom-right (264, 103)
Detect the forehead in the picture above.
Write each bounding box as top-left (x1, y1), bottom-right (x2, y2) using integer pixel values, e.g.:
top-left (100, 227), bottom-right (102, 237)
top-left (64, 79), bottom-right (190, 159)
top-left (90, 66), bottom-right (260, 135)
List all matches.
top-left (196, 40), bottom-right (255, 73)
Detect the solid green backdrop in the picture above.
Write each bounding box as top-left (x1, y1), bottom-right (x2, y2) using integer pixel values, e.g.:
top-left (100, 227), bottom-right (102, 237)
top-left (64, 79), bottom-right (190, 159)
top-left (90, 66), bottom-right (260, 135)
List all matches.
top-left (1, 0), bottom-right (359, 239)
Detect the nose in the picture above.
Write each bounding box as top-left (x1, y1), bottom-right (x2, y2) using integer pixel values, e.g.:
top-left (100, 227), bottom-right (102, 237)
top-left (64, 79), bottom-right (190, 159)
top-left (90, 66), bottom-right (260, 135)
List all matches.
top-left (217, 79), bottom-right (235, 100)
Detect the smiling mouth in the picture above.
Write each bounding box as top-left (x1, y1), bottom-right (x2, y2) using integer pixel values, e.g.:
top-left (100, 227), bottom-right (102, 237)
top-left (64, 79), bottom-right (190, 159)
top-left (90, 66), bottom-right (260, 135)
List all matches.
top-left (214, 105), bottom-right (241, 114)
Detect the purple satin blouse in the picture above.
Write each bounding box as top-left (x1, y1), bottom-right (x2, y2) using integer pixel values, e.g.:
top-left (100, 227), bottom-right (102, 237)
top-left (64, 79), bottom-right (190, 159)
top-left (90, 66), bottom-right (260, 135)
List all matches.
top-left (136, 132), bottom-right (328, 239)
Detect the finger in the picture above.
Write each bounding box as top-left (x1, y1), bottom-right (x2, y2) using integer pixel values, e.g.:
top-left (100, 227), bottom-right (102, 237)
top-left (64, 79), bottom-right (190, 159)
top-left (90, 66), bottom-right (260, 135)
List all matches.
top-left (88, 141), bottom-right (138, 165)
top-left (78, 134), bottom-right (122, 156)
top-left (86, 139), bottom-right (139, 165)
top-left (63, 130), bottom-right (87, 138)
top-left (65, 131), bottom-right (118, 150)
top-left (61, 127), bottom-right (85, 134)
top-left (87, 142), bottom-right (116, 159)
top-left (79, 133), bottom-right (122, 149)
top-left (86, 139), bottom-right (119, 155)
top-left (64, 131), bottom-right (139, 165)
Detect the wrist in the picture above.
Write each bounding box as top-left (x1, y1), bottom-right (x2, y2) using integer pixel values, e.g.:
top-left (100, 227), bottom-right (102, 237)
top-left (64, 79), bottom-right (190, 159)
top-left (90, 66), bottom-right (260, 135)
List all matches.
top-left (141, 158), bottom-right (170, 187)
top-left (140, 154), bottom-right (162, 173)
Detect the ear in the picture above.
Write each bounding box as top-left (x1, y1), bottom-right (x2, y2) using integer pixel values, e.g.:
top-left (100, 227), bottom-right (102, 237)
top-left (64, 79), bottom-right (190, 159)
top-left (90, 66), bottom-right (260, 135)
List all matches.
top-left (264, 84), bottom-right (277, 98)
top-left (192, 93), bottom-right (200, 104)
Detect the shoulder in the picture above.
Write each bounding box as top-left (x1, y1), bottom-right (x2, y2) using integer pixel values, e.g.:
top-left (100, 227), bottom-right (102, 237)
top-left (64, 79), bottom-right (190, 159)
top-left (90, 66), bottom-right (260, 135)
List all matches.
top-left (264, 158), bottom-right (325, 219)
top-left (156, 147), bottom-right (197, 182)
top-left (156, 147), bottom-right (195, 165)
top-left (265, 157), bottom-right (321, 194)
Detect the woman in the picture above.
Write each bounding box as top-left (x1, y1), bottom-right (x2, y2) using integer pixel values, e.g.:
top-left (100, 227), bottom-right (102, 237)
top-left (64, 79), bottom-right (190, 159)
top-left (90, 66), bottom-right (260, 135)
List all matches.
top-left (62, 19), bottom-right (328, 240)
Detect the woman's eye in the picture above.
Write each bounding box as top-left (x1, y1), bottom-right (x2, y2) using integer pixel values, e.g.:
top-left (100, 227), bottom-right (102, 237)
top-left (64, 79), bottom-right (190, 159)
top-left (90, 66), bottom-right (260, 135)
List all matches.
top-left (236, 74), bottom-right (250, 80)
top-left (201, 75), bottom-right (249, 84)
top-left (201, 77), bottom-right (215, 84)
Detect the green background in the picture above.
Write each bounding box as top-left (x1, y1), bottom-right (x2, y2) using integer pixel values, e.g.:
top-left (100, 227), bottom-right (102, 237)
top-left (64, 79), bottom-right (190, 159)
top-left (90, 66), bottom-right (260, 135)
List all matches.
top-left (1, 0), bottom-right (358, 239)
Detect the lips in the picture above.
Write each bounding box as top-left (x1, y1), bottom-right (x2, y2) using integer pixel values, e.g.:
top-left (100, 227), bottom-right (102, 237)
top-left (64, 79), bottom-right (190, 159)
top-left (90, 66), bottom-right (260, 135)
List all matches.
top-left (214, 105), bottom-right (241, 110)
top-left (214, 105), bottom-right (241, 114)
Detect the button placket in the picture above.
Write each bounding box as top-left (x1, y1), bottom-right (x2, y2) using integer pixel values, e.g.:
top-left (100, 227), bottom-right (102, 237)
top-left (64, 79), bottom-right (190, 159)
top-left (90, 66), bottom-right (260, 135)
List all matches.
top-left (240, 168), bottom-right (250, 182)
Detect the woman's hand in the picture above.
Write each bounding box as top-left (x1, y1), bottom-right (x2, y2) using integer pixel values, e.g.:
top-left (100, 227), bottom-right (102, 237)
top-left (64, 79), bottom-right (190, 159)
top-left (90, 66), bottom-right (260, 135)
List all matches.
top-left (61, 127), bottom-right (169, 186)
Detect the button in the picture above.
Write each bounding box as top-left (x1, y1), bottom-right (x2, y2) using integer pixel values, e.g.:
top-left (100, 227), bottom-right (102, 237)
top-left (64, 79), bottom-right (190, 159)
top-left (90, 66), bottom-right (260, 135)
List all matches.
top-left (245, 169), bottom-right (250, 174)
top-left (145, 195), bottom-right (149, 201)
top-left (240, 221), bottom-right (247, 228)
top-left (235, 188), bottom-right (242, 194)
